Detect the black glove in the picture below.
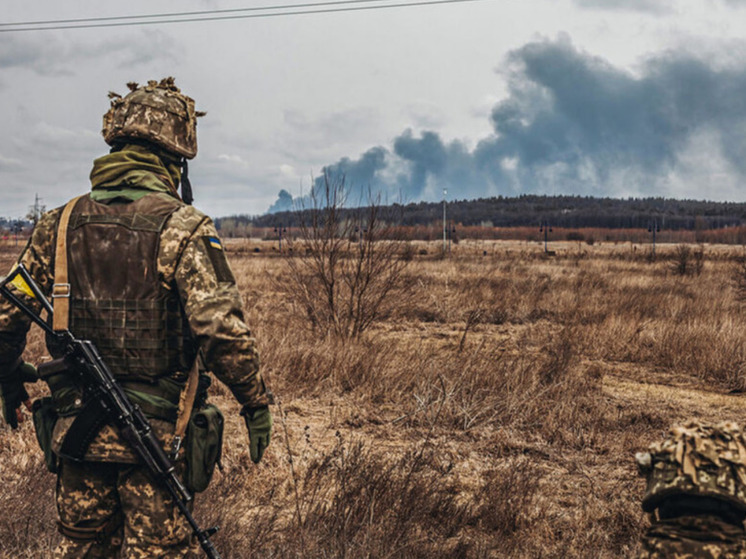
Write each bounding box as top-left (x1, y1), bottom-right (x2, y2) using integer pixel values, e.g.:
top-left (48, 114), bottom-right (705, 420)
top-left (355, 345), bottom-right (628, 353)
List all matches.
top-left (0, 360), bottom-right (38, 429)
top-left (241, 405), bottom-right (272, 464)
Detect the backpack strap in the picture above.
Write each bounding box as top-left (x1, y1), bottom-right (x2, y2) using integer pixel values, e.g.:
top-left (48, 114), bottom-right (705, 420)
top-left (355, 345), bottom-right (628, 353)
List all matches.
top-left (53, 196), bottom-right (84, 332)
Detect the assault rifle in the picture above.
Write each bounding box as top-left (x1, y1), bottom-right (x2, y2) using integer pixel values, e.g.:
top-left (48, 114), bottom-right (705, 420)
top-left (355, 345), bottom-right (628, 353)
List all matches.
top-left (0, 263), bottom-right (221, 559)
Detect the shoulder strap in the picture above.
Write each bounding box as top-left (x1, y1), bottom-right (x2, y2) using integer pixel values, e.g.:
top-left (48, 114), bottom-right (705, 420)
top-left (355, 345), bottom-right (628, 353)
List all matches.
top-left (53, 195), bottom-right (84, 332)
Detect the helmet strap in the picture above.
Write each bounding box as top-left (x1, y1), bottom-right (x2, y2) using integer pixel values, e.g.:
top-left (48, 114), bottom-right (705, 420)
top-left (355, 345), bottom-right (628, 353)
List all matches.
top-left (181, 159), bottom-right (194, 205)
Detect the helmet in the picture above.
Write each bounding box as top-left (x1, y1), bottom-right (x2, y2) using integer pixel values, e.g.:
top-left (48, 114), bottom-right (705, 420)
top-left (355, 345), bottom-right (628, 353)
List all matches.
top-left (636, 421), bottom-right (746, 513)
top-left (102, 77), bottom-right (204, 160)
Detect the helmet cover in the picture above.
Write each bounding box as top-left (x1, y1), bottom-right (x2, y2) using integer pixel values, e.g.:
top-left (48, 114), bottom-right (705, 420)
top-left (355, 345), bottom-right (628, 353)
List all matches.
top-left (636, 421), bottom-right (746, 513)
top-left (102, 77), bottom-right (204, 159)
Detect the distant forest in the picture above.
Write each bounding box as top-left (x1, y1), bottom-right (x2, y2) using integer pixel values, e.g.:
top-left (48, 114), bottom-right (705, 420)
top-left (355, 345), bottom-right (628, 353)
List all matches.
top-left (217, 195), bottom-right (746, 232)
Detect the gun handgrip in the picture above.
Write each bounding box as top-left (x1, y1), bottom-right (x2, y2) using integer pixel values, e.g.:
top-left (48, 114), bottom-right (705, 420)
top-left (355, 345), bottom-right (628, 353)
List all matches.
top-left (37, 357), bottom-right (69, 379)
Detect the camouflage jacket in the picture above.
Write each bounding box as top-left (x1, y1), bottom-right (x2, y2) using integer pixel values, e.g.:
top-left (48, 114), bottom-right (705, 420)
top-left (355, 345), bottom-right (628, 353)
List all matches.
top-left (0, 186), bottom-right (270, 461)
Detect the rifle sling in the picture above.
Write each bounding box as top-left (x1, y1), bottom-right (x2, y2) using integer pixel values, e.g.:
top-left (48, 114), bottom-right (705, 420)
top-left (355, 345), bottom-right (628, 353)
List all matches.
top-left (58, 398), bottom-right (109, 461)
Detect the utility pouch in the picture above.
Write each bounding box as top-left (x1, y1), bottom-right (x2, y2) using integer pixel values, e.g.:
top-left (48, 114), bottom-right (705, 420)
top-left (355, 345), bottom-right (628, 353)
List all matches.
top-left (184, 404), bottom-right (224, 493)
top-left (32, 397), bottom-right (59, 473)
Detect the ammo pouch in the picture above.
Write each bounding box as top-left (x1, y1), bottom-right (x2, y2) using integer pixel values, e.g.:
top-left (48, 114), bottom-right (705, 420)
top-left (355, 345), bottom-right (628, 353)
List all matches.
top-left (32, 397), bottom-right (59, 473)
top-left (184, 404), bottom-right (224, 493)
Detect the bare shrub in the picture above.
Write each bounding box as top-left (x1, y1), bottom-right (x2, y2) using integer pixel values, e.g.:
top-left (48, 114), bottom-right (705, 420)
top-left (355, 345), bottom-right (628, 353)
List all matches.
top-left (672, 244), bottom-right (691, 275)
top-left (693, 244), bottom-right (705, 275)
top-left (281, 172), bottom-right (411, 339)
top-left (471, 457), bottom-right (545, 539)
top-left (295, 440), bottom-right (468, 558)
top-left (731, 248), bottom-right (746, 302)
top-left (0, 432), bottom-right (57, 557)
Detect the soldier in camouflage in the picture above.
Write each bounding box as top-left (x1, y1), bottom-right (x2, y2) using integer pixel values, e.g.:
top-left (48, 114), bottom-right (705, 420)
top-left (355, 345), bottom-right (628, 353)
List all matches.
top-left (0, 77), bottom-right (273, 558)
top-left (636, 421), bottom-right (746, 558)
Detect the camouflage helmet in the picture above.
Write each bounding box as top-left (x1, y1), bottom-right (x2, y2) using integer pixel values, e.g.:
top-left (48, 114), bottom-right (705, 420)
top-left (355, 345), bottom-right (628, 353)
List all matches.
top-left (636, 421), bottom-right (746, 513)
top-left (102, 77), bottom-right (204, 159)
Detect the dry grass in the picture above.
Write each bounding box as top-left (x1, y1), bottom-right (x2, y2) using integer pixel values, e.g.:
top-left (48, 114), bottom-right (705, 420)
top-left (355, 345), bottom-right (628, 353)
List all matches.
top-left (3, 239), bottom-right (746, 557)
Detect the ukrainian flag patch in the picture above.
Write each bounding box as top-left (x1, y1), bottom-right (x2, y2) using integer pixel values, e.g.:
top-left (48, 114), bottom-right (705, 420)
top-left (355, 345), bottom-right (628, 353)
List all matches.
top-left (201, 236), bottom-right (235, 283)
top-left (207, 237), bottom-right (223, 251)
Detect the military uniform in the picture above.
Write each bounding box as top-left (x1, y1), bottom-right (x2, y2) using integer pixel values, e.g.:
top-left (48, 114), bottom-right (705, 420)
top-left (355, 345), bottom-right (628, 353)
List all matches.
top-left (0, 78), bottom-right (273, 558)
top-left (637, 421), bottom-right (746, 558)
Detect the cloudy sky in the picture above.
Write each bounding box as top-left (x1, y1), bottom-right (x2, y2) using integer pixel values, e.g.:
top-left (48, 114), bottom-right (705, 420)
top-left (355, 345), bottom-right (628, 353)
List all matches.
top-left (2, 0), bottom-right (746, 218)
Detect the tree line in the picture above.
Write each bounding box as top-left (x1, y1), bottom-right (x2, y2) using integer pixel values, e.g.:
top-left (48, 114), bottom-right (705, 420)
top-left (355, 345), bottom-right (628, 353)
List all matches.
top-left (217, 194), bottom-right (746, 234)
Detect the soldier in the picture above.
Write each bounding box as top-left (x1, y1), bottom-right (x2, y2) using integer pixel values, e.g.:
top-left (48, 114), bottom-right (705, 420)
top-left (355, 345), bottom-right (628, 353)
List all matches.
top-left (0, 77), bottom-right (273, 558)
top-left (636, 421), bottom-right (746, 558)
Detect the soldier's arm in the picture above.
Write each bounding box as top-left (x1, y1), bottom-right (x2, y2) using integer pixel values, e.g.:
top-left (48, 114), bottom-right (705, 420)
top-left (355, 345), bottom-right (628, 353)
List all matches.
top-left (0, 210), bottom-right (58, 427)
top-left (0, 210), bottom-right (59, 368)
top-left (166, 209), bottom-right (271, 408)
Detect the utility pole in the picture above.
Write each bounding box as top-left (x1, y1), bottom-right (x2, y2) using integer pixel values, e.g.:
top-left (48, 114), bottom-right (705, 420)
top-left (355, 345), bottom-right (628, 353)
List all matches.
top-left (648, 219), bottom-right (660, 257)
top-left (12, 220), bottom-right (22, 247)
top-left (539, 220), bottom-right (552, 253)
top-left (27, 193), bottom-right (45, 226)
top-left (442, 188), bottom-right (447, 254)
top-left (273, 225), bottom-right (287, 253)
top-left (355, 225), bottom-right (368, 251)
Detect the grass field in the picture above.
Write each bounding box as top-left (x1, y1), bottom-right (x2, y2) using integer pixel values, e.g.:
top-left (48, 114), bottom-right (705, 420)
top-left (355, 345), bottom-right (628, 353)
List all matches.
top-left (1, 238), bottom-right (745, 558)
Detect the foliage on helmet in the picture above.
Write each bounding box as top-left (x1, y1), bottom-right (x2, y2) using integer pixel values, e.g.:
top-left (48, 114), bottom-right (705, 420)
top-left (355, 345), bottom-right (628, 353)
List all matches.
top-left (102, 77), bottom-right (205, 160)
top-left (636, 421), bottom-right (746, 513)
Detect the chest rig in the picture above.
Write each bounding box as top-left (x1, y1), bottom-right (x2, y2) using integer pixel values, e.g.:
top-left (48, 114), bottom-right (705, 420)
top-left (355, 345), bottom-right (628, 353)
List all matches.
top-left (54, 193), bottom-right (194, 381)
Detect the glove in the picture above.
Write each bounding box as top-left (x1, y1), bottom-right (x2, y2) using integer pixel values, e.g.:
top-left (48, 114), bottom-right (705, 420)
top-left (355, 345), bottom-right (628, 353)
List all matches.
top-left (241, 405), bottom-right (272, 464)
top-left (0, 361), bottom-right (38, 429)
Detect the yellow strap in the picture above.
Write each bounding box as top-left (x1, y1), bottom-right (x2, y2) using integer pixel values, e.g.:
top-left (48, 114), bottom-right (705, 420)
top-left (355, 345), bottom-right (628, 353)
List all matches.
top-left (53, 196), bottom-right (84, 332)
top-left (172, 356), bottom-right (201, 454)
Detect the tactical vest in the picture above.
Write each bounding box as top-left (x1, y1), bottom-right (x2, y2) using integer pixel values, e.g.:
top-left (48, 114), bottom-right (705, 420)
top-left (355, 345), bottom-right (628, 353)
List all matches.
top-left (61, 193), bottom-right (194, 381)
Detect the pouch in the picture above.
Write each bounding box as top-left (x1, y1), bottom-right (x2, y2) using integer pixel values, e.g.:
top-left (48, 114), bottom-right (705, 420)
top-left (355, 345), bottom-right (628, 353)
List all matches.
top-left (184, 404), bottom-right (224, 493)
top-left (32, 397), bottom-right (59, 473)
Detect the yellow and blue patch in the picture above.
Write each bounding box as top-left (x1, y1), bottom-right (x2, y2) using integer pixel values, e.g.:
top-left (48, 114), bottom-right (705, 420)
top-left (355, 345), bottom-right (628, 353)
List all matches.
top-left (207, 236), bottom-right (223, 251)
top-left (201, 236), bottom-right (235, 283)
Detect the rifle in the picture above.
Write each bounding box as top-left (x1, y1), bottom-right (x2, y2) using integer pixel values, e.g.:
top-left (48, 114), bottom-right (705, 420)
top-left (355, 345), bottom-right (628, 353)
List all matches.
top-left (0, 263), bottom-right (222, 559)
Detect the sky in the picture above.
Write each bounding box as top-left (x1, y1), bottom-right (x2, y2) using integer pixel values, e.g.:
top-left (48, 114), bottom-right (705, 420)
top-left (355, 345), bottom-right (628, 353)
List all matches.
top-left (2, 0), bottom-right (746, 219)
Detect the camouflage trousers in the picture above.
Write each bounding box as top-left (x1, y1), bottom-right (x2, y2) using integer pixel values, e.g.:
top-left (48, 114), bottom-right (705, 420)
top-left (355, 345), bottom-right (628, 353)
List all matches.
top-left (639, 514), bottom-right (746, 558)
top-left (54, 458), bottom-right (199, 559)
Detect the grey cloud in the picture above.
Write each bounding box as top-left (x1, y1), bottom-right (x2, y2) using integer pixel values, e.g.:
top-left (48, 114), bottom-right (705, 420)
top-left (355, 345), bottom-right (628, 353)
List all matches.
top-left (573, 0), bottom-right (673, 13)
top-left (0, 35), bottom-right (69, 75)
top-left (284, 107), bottom-right (382, 144)
top-left (0, 153), bottom-right (23, 172)
top-left (0, 32), bottom-right (176, 76)
top-left (404, 101), bottom-right (448, 130)
top-left (112, 32), bottom-right (178, 68)
top-left (13, 122), bottom-right (101, 162)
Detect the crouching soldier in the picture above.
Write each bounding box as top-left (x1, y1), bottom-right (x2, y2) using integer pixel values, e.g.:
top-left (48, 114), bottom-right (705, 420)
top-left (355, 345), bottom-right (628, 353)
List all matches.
top-left (636, 421), bottom-right (746, 558)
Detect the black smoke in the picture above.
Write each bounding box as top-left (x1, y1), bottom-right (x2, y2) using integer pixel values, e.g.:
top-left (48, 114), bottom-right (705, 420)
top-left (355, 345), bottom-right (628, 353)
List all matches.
top-left (269, 36), bottom-right (746, 210)
top-left (310, 146), bottom-right (390, 206)
top-left (267, 189), bottom-right (294, 214)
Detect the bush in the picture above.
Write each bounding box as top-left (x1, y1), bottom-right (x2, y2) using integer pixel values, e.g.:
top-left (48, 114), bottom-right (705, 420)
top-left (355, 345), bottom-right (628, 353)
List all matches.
top-left (281, 172), bottom-right (411, 339)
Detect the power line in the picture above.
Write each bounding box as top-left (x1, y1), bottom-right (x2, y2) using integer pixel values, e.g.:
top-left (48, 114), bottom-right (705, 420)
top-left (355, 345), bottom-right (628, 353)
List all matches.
top-left (0, 0), bottom-right (488, 33)
top-left (0, 0), bottom-right (391, 27)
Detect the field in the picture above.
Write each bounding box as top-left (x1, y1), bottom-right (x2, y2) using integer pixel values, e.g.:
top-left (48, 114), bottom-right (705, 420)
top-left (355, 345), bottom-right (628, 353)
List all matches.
top-left (2, 237), bottom-right (746, 558)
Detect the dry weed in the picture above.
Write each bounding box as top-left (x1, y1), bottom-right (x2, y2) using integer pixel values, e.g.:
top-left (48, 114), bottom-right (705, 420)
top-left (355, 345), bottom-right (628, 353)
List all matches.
top-left (3, 240), bottom-right (746, 558)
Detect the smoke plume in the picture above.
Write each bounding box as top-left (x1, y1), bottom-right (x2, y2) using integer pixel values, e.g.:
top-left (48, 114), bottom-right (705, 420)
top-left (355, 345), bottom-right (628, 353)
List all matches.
top-left (269, 35), bottom-right (746, 211)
